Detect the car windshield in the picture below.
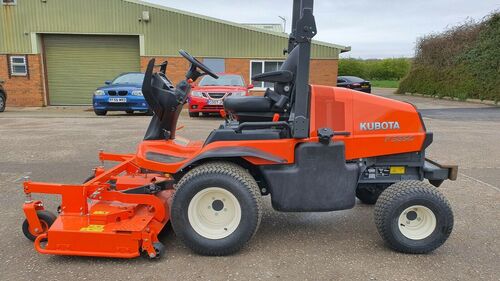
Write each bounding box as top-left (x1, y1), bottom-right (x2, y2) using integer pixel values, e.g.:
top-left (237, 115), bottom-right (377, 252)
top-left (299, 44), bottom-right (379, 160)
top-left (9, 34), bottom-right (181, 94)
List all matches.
top-left (199, 75), bottom-right (244, 87)
top-left (342, 76), bottom-right (365, 83)
top-left (112, 73), bottom-right (145, 85)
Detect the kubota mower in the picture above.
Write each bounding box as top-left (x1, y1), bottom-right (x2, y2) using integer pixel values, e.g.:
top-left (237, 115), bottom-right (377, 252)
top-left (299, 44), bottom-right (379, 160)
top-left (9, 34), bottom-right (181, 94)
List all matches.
top-left (21, 0), bottom-right (457, 259)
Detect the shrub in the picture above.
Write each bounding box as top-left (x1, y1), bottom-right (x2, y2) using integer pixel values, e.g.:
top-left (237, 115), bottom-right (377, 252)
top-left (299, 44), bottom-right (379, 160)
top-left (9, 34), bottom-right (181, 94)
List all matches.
top-left (398, 12), bottom-right (500, 102)
top-left (338, 58), bottom-right (411, 81)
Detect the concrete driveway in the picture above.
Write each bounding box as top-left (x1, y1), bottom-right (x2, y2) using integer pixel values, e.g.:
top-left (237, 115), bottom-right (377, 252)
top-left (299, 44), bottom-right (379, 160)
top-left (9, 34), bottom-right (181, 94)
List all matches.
top-left (0, 89), bottom-right (499, 281)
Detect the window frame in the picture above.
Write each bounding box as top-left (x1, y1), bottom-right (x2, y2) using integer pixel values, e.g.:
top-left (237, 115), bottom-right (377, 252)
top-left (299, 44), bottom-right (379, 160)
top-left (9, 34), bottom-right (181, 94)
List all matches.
top-left (2, 0), bottom-right (17, 5)
top-left (9, 55), bottom-right (28, 77)
top-left (250, 60), bottom-right (285, 90)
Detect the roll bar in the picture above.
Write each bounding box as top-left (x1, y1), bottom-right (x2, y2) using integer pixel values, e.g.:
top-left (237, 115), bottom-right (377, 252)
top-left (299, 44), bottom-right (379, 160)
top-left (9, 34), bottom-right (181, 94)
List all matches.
top-left (288, 0), bottom-right (317, 138)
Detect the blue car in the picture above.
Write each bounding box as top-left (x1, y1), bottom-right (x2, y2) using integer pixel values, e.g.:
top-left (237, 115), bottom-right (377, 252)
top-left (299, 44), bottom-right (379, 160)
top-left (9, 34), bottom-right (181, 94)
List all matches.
top-left (92, 72), bottom-right (152, 116)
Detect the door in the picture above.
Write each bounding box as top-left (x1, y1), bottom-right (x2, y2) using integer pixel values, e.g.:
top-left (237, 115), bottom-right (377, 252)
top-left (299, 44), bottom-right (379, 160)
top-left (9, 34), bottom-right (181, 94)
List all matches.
top-left (43, 34), bottom-right (140, 105)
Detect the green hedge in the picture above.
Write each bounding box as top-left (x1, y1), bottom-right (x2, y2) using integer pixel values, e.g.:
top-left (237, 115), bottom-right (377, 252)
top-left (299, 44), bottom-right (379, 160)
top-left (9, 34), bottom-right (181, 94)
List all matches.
top-left (338, 58), bottom-right (410, 81)
top-left (398, 12), bottom-right (500, 102)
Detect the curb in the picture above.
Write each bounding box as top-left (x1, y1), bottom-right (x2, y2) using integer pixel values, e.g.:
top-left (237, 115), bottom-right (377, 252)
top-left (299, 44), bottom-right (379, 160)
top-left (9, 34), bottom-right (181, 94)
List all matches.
top-left (397, 92), bottom-right (499, 107)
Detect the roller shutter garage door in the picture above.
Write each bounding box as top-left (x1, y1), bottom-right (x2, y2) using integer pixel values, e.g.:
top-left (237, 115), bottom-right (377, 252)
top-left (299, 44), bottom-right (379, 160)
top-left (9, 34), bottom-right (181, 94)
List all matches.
top-left (44, 35), bottom-right (140, 105)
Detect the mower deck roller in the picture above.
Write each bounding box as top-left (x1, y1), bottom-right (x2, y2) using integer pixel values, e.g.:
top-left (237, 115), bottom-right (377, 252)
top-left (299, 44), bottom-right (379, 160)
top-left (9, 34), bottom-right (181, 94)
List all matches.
top-left (21, 0), bottom-right (457, 259)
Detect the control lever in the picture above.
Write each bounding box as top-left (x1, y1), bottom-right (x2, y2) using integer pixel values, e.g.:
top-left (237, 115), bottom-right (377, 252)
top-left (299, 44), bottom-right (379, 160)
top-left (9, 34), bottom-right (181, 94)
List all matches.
top-left (317, 128), bottom-right (334, 144)
top-left (317, 128), bottom-right (351, 144)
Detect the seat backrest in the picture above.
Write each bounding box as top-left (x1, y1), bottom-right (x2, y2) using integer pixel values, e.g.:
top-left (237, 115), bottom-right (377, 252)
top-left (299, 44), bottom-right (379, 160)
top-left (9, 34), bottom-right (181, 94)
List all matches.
top-left (267, 47), bottom-right (300, 112)
top-left (142, 59), bottom-right (190, 140)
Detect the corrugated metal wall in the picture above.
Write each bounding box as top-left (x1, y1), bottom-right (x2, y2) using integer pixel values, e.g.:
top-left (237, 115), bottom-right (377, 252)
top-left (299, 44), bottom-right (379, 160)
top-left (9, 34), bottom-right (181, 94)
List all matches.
top-left (0, 0), bottom-right (342, 59)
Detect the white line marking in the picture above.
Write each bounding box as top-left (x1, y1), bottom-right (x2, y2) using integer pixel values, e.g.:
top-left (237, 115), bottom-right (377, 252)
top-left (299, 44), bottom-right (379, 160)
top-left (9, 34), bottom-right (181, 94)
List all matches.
top-left (460, 173), bottom-right (500, 192)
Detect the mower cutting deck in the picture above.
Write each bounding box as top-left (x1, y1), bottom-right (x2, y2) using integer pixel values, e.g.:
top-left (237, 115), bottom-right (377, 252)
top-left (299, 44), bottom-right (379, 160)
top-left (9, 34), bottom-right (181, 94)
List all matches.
top-left (23, 153), bottom-right (174, 258)
top-left (21, 0), bottom-right (457, 259)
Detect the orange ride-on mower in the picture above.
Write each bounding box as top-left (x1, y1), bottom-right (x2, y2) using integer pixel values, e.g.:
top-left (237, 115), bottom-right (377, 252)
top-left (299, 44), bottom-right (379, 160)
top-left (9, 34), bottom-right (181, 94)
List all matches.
top-left (21, 0), bottom-right (458, 259)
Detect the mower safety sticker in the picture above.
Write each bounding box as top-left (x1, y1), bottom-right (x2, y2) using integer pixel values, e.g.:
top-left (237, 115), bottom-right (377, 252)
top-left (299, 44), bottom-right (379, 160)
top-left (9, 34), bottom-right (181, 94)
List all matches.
top-left (390, 166), bottom-right (406, 174)
top-left (80, 225), bottom-right (105, 232)
top-left (92, 211), bottom-right (110, 215)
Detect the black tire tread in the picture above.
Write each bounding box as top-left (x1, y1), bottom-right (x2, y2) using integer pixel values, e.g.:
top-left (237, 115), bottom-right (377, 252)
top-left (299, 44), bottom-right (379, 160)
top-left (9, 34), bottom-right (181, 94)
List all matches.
top-left (22, 210), bottom-right (57, 241)
top-left (172, 161), bottom-right (262, 255)
top-left (0, 93), bottom-right (5, 112)
top-left (374, 180), bottom-right (453, 254)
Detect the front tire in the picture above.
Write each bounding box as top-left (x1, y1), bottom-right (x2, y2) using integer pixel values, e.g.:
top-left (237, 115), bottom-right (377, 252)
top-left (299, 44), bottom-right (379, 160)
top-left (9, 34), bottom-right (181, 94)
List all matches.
top-left (189, 111), bottom-right (199, 118)
top-left (171, 161), bottom-right (262, 256)
top-left (145, 109), bottom-right (154, 116)
top-left (0, 93), bottom-right (5, 112)
top-left (374, 180), bottom-right (454, 254)
top-left (94, 109), bottom-right (107, 116)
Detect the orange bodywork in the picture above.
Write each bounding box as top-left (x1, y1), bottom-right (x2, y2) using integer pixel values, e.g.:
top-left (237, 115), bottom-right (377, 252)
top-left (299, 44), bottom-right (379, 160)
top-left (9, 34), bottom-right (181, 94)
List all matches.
top-left (23, 156), bottom-right (174, 258)
top-left (131, 85), bottom-right (426, 174)
top-left (310, 86), bottom-right (426, 159)
top-left (22, 85), bottom-right (427, 259)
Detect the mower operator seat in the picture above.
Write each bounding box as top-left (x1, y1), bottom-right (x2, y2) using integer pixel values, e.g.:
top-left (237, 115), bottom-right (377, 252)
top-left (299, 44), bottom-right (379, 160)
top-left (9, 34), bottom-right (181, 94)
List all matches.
top-left (223, 47), bottom-right (299, 122)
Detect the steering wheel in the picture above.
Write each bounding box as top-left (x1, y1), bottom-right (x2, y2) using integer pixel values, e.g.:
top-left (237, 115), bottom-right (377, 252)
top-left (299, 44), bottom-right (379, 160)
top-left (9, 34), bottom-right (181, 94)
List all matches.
top-left (179, 50), bottom-right (219, 80)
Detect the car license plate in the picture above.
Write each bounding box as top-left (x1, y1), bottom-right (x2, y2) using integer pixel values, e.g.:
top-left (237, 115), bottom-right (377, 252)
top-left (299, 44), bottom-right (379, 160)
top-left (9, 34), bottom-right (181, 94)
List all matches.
top-left (109, 98), bottom-right (127, 103)
top-left (361, 85), bottom-right (369, 88)
top-left (207, 99), bottom-right (223, 105)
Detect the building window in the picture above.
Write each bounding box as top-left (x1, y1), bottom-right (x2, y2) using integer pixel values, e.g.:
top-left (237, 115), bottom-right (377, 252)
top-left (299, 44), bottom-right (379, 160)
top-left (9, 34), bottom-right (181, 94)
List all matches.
top-left (2, 0), bottom-right (17, 5)
top-left (9, 55), bottom-right (28, 76)
top-left (250, 60), bottom-right (284, 89)
top-left (203, 58), bottom-right (225, 73)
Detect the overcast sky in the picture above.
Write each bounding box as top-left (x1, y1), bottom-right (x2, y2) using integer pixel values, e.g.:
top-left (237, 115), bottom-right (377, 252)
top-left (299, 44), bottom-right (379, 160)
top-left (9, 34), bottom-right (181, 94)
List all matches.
top-left (145, 0), bottom-right (499, 59)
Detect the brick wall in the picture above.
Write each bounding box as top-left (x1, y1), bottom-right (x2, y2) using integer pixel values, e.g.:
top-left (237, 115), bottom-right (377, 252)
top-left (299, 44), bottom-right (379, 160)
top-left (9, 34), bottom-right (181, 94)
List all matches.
top-left (2, 55), bottom-right (338, 107)
top-left (310, 59), bottom-right (338, 86)
top-left (0, 54), bottom-right (45, 107)
top-left (227, 58), bottom-right (338, 96)
top-left (140, 56), bottom-right (190, 85)
top-left (141, 56), bottom-right (338, 91)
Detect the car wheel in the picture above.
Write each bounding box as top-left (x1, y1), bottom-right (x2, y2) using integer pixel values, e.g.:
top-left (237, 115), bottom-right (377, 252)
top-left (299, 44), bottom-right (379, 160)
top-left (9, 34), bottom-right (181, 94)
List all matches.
top-left (189, 112), bottom-right (199, 118)
top-left (94, 109), bottom-right (107, 116)
top-left (171, 161), bottom-right (262, 256)
top-left (126, 110), bottom-right (134, 114)
top-left (374, 180), bottom-right (454, 254)
top-left (0, 93), bottom-right (5, 112)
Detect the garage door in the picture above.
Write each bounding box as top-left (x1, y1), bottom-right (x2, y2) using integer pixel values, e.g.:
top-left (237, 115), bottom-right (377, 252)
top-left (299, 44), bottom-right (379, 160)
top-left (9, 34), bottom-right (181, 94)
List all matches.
top-left (44, 35), bottom-right (140, 105)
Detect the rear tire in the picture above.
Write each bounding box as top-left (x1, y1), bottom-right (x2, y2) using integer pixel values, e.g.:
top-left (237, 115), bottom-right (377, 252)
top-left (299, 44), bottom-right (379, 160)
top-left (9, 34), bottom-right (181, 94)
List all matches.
top-left (94, 109), bottom-right (107, 116)
top-left (189, 112), bottom-right (199, 118)
top-left (171, 161), bottom-right (262, 256)
top-left (374, 180), bottom-right (454, 254)
top-left (0, 93), bottom-right (5, 112)
top-left (22, 210), bottom-right (57, 241)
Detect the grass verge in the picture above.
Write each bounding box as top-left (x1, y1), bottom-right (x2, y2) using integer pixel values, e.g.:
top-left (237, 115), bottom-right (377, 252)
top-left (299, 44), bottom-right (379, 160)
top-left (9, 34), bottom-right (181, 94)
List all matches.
top-left (371, 80), bottom-right (399, 88)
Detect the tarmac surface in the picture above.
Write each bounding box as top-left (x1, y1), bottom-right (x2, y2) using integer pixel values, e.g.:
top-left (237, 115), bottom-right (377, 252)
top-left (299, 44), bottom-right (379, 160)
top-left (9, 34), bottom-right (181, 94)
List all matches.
top-left (0, 89), bottom-right (499, 281)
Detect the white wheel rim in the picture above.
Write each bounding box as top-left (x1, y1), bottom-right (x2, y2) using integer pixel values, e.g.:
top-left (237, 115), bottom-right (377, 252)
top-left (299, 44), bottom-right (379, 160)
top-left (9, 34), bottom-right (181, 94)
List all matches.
top-left (398, 205), bottom-right (437, 240)
top-left (188, 187), bottom-right (241, 239)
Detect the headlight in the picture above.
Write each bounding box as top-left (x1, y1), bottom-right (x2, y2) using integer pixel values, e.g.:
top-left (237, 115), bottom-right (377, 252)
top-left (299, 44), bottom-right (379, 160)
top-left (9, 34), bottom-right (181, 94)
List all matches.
top-left (131, 90), bottom-right (143, 96)
top-left (94, 90), bottom-right (105, 96)
top-left (191, 91), bottom-right (204, 98)
top-left (231, 91), bottom-right (246, 97)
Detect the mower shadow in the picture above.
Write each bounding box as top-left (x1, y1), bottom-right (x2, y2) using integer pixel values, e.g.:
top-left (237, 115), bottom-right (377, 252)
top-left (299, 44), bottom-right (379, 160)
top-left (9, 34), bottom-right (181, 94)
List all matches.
top-left (42, 199), bottom-right (388, 263)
